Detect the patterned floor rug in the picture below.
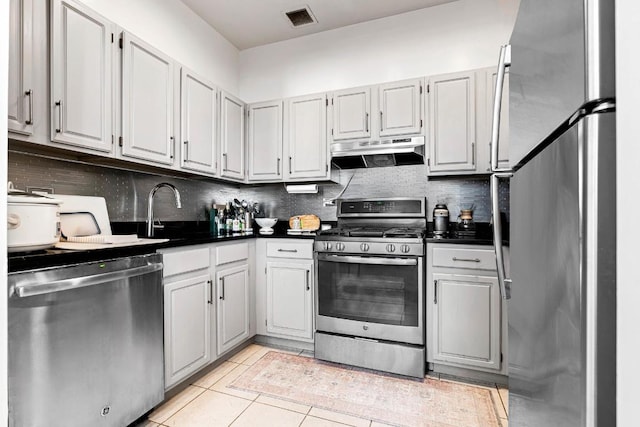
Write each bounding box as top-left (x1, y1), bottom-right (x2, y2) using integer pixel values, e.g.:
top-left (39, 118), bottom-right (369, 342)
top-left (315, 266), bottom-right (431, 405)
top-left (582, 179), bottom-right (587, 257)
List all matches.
top-left (230, 351), bottom-right (501, 427)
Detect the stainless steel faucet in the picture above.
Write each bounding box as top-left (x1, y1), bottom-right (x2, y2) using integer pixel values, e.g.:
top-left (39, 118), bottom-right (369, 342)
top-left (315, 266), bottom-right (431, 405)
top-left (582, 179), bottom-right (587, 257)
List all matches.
top-left (147, 183), bottom-right (182, 237)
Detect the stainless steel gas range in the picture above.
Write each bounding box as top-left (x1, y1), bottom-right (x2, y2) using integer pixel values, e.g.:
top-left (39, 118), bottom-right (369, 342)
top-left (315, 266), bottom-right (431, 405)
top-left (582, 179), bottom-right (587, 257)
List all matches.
top-left (314, 198), bottom-right (426, 378)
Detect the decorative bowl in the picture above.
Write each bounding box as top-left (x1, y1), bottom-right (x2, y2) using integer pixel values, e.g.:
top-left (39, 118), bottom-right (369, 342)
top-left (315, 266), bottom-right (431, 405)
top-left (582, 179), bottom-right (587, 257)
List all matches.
top-left (255, 218), bottom-right (278, 234)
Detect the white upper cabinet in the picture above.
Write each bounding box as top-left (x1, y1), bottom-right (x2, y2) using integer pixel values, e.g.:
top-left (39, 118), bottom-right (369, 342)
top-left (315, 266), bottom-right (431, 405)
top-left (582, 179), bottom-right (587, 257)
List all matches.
top-left (121, 32), bottom-right (174, 165)
top-left (427, 70), bottom-right (477, 174)
top-left (219, 91), bottom-right (246, 180)
top-left (379, 79), bottom-right (423, 137)
top-left (331, 87), bottom-right (371, 141)
top-left (51, 0), bottom-right (113, 152)
top-left (248, 100), bottom-right (283, 181)
top-left (180, 67), bottom-right (217, 175)
top-left (285, 93), bottom-right (329, 180)
top-left (8, 0), bottom-right (34, 135)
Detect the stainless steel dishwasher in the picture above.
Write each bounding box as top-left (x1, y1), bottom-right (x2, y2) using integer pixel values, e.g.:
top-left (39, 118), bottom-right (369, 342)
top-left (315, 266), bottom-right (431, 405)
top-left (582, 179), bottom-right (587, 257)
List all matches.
top-left (8, 253), bottom-right (165, 427)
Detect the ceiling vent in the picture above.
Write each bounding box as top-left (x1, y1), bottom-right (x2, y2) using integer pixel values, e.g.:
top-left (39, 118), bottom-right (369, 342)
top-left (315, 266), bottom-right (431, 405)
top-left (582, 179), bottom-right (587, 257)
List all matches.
top-left (284, 6), bottom-right (317, 28)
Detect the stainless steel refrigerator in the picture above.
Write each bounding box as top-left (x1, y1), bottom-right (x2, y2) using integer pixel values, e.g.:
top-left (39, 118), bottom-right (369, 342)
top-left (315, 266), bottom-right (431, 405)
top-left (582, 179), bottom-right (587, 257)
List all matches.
top-left (489, 0), bottom-right (616, 426)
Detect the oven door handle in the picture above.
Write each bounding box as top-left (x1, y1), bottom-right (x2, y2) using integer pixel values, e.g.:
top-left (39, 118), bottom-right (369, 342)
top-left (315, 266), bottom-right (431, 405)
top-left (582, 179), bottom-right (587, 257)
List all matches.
top-left (317, 254), bottom-right (418, 266)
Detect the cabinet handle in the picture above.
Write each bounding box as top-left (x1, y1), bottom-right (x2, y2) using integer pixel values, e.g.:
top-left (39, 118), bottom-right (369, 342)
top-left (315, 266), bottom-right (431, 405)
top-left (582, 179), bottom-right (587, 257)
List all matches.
top-left (434, 280), bottom-right (438, 304)
top-left (365, 112), bottom-right (369, 133)
top-left (452, 257), bottom-right (481, 263)
top-left (289, 156), bottom-right (292, 174)
top-left (380, 111), bottom-right (383, 132)
top-left (25, 90), bottom-right (33, 125)
top-left (277, 249), bottom-right (298, 253)
top-left (184, 140), bottom-right (189, 161)
top-left (471, 142), bottom-right (475, 165)
top-left (170, 136), bottom-right (174, 159)
top-left (277, 157), bottom-right (281, 175)
top-left (219, 277), bottom-right (225, 300)
top-left (223, 153), bottom-right (227, 171)
top-left (306, 270), bottom-right (310, 291)
top-left (207, 279), bottom-right (212, 304)
top-left (55, 100), bottom-right (62, 133)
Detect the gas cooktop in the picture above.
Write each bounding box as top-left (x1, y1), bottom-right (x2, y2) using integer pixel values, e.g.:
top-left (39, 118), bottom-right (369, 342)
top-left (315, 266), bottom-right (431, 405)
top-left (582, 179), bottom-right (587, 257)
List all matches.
top-left (317, 226), bottom-right (425, 239)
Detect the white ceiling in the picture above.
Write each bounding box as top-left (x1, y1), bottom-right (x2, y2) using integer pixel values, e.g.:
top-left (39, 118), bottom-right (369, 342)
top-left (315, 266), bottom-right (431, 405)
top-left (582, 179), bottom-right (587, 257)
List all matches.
top-left (180, 0), bottom-right (458, 50)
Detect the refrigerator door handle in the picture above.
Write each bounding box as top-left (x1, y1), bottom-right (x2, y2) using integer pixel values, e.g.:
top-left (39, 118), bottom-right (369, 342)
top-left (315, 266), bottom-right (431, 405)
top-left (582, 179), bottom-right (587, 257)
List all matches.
top-left (491, 172), bottom-right (512, 300)
top-left (490, 45), bottom-right (511, 172)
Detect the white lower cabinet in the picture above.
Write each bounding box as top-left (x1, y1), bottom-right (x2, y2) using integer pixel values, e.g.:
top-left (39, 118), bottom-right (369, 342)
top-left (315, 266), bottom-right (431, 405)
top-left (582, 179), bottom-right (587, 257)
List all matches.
top-left (431, 273), bottom-right (501, 371)
top-left (427, 243), bottom-right (506, 375)
top-left (256, 239), bottom-right (314, 343)
top-left (216, 263), bottom-right (250, 355)
top-left (266, 260), bottom-right (314, 340)
top-left (161, 240), bottom-right (255, 389)
top-left (160, 246), bottom-right (212, 389)
top-left (212, 240), bottom-right (254, 357)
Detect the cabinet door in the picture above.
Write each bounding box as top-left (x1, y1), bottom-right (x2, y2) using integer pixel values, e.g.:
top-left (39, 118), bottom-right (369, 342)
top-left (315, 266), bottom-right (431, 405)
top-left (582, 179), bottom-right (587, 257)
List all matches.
top-left (285, 93), bottom-right (328, 180)
top-left (331, 87), bottom-right (370, 141)
top-left (180, 67), bottom-right (217, 175)
top-left (379, 79), bottom-right (423, 137)
top-left (216, 264), bottom-right (250, 356)
top-left (431, 273), bottom-right (501, 371)
top-left (427, 71), bottom-right (476, 173)
top-left (488, 69), bottom-right (510, 169)
top-left (266, 261), bottom-right (313, 340)
top-left (121, 32), bottom-right (174, 165)
top-left (51, 0), bottom-right (113, 152)
top-left (8, 0), bottom-right (33, 135)
top-left (248, 100), bottom-right (283, 181)
top-left (219, 91), bottom-right (246, 180)
top-left (164, 273), bottom-right (211, 389)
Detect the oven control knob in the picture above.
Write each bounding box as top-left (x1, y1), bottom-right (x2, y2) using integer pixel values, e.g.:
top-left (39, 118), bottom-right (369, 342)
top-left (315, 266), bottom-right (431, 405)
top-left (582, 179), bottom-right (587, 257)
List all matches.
top-left (400, 244), bottom-right (411, 254)
top-left (360, 243), bottom-right (370, 252)
top-left (323, 242), bottom-right (332, 251)
top-left (386, 244), bottom-right (396, 253)
top-left (336, 242), bottom-right (345, 251)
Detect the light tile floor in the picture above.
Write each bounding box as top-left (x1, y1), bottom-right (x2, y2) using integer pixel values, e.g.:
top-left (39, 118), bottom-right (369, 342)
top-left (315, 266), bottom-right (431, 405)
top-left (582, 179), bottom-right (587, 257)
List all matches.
top-left (138, 343), bottom-right (509, 427)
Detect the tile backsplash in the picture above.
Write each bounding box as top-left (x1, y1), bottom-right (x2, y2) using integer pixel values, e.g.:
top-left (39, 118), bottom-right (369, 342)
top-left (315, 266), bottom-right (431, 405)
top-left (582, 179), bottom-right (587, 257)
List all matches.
top-left (8, 151), bottom-right (509, 223)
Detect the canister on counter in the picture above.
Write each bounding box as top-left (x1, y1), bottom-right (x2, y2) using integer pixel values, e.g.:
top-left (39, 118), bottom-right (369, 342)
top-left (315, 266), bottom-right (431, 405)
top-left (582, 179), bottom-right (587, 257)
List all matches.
top-left (433, 203), bottom-right (450, 236)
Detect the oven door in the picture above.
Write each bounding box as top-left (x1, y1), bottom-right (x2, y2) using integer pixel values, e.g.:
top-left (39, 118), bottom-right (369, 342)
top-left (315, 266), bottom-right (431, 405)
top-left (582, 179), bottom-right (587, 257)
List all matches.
top-left (315, 253), bottom-right (424, 345)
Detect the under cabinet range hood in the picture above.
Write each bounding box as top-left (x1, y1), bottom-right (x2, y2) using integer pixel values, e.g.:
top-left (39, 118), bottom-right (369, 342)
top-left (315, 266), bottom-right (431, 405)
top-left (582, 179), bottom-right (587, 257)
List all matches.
top-left (331, 136), bottom-right (425, 169)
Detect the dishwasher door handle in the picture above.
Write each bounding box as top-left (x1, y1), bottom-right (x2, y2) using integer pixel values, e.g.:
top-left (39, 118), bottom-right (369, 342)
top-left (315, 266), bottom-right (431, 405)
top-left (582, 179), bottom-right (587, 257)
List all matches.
top-left (14, 263), bottom-right (163, 298)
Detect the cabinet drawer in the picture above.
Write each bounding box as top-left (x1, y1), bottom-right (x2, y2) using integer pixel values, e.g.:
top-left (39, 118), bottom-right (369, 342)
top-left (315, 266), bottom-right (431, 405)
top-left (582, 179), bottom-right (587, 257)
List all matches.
top-left (432, 247), bottom-right (496, 271)
top-left (266, 241), bottom-right (313, 259)
top-left (161, 247), bottom-right (209, 277)
top-left (215, 242), bottom-right (249, 265)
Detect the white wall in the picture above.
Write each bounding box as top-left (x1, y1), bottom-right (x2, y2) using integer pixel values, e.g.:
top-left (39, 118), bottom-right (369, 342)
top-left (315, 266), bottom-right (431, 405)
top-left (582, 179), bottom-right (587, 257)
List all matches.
top-left (80, 0), bottom-right (240, 94)
top-left (1, 0), bottom-right (9, 422)
top-left (238, 0), bottom-right (519, 102)
top-left (615, 0), bottom-right (640, 425)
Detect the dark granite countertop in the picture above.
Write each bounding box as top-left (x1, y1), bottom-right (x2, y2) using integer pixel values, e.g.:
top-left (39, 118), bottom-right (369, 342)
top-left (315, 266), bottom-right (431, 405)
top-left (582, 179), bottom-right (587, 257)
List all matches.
top-left (8, 220), bottom-right (318, 273)
top-left (424, 222), bottom-right (509, 246)
top-left (9, 220), bottom-right (507, 272)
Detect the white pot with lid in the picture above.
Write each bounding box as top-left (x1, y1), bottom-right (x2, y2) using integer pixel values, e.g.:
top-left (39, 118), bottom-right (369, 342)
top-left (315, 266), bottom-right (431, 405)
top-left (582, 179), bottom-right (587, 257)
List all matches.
top-left (7, 182), bottom-right (63, 252)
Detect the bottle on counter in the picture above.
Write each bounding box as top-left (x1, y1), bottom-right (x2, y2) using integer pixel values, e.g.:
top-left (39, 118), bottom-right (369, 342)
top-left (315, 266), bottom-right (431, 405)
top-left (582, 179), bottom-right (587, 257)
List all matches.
top-left (217, 208), bottom-right (225, 235)
top-left (209, 203), bottom-right (217, 235)
top-left (225, 202), bottom-right (233, 233)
